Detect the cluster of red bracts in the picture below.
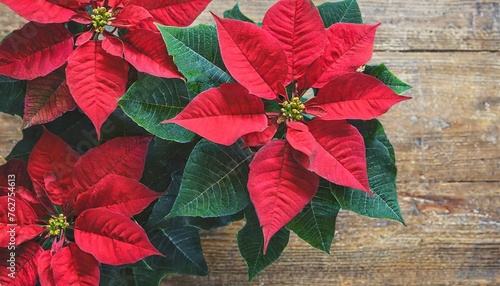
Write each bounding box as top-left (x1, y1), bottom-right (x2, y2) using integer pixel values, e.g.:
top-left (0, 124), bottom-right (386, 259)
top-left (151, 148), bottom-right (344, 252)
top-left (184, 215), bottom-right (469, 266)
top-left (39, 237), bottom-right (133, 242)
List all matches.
top-left (0, 129), bottom-right (161, 285)
top-left (0, 0), bottom-right (211, 135)
top-left (165, 0), bottom-right (410, 252)
top-left (0, 0), bottom-right (411, 283)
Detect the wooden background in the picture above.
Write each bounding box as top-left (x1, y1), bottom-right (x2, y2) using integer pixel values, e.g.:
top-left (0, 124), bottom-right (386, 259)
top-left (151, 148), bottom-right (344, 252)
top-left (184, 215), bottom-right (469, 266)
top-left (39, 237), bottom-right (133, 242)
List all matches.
top-left (0, 0), bottom-right (498, 285)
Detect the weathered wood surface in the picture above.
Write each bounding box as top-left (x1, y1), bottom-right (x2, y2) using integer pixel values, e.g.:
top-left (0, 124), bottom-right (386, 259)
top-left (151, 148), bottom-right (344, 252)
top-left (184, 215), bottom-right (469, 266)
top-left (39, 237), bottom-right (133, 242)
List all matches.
top-left (1, 0), bottom-right (499, 51)
top-left (195, 0), bottom-right (500, 51)
top-left (0, 0), bottom-right (498, 285)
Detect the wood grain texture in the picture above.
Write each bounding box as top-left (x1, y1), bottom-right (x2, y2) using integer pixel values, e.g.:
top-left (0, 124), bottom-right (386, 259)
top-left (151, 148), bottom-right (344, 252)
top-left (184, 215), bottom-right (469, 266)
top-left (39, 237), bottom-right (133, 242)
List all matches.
top-left (0, 114), bottom-right (21, 163)
top-left (0, 0), bottom-right (498, 285)
top-left (163, 182), bottom-right (499, 286)
top-left (374, 51), bottom-right (499, 183)
top-left (0, 5), bottom-right (25, 40)
top-left (4, 0), bottom-right (497, 50)
top-left (194, 0), bottom-right (500, 51)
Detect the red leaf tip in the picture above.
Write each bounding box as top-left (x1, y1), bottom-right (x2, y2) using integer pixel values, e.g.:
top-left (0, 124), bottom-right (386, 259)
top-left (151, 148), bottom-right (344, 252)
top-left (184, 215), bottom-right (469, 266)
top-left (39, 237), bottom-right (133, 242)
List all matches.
top-left (209, 11), bottom-right (219, 19)
top-left (262, 228), bottom-right (275, 255)
top-left (365, 187), bottom-right (375, 197)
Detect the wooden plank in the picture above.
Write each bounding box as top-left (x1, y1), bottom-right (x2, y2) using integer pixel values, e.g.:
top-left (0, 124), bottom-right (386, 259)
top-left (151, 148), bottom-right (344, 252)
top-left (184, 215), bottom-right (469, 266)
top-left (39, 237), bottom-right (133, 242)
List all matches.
top-left (0, 114), bottom-right (21, 164)
top-left (163, 181), bottom-right (499, 285)
top-left (359, 0), bottom-right (499, 51)
top-left (0, 5), bottom-right (25, 39)
top-left (1, 0), bottom-right (499, 51)
top-left (195, 0), bottom-right (500, 51)
top-left (372, 51), bottom-right (499, 183)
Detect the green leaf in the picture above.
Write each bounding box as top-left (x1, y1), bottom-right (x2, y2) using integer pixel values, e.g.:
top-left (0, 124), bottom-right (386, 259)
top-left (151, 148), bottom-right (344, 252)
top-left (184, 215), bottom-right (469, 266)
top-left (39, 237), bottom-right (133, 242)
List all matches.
top-left (7, 109), bottom-right (98, 161)
top-left (263, 99), bottom-right (282, 113)
top-left (133, 267), bottom-right (167, 286)
top-left (46, 107), bottom-right (148, 153)
top-left (223, 3), bottom-right (255, 23)
top-left (367, 119), bottom-right (396, 162)
top-left (44, 109), bottom-right (95, 153)
top-left (141, 137), bottom-right (194, 192)
top-left (364, 64), bottom-right (413, 95)
top-left (48, 107), bottom-right (149, 155)
top-left (146, 171), bottom-right (243, 231)
top-left (6, 106), bottom-right (150, 161)
top-left (168, 139), bottom-right (252, 218)
top-left (238, 207), bottom-right (289, 281)
top-left (119, 76), bottom-right (195, 143)
top-left (99, 265), bottom-right (135, 286)
top-left (100, 107), bottom-right (150, 141)
top-left (286, 179), bottom-right (341, 254)
top-left (331, 119), bottom-right (405, 224)
top-left (6, 126), bottom-right (43, 161)
top-left (317, 0), bottom-right (363, 27)
top-left (67, 21), bottom-right (86, 35)
top-left (157, 24), bottom-right (233, 94)
top-left (0, 75), bottom-right (26, 117)
top-left (142, 226), bottom-right (208, 276)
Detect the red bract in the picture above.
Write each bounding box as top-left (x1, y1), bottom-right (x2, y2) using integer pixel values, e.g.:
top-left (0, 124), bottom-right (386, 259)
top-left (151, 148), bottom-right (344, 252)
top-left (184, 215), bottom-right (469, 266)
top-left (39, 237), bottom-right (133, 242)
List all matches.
top-left (163, 83), bottom-right (268, 145)
top-left (0, 242), bottom-right (42, 286)
top-left (0, 0), bottom-right (211, 137)
top-left (0, 22), bottom-right (74, 80)
top-left (0, 0), bottom-right (76, 24)
top-left (66, 40), bottom-right (130, 135)
top-left (0, 129), bottom-right (162, 285)
top-left (23, 66), bottom-right (77, 129)
top-left (165, 0), bottom-right (410, 253)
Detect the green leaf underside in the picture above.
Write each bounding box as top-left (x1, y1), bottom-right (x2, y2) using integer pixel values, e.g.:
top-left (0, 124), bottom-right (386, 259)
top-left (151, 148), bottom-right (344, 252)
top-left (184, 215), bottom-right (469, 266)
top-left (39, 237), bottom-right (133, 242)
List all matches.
top-left (157, 24), bottom-right (233, 94)
top-left (223, 3), bottom-right (255, 23)
top-left (286, 179), bottom-right (341, 254)
top-left (318, 0), bottom-right (363, 27)
top-left (364, 64), bottom-right (413, 94)
top-left (238, 208), bottom-right (289, 281)
top-left (0, 75), bottom-right (26, 117)
top-left (331, 119), bottom-right (405, 224)
top-left (142, 227), bottom-right (208, 276)
top-left (168, 139), bottom-right (252, 218)
top-left (119, 76), bottom-right (195, 143)
top-left (147, 170), bottom-right (243, 231)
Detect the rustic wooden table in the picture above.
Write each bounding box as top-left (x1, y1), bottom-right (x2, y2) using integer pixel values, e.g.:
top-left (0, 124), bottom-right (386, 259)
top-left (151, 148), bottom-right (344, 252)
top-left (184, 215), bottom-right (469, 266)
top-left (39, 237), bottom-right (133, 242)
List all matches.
top-left (1, 1), bottom-right (498, 285)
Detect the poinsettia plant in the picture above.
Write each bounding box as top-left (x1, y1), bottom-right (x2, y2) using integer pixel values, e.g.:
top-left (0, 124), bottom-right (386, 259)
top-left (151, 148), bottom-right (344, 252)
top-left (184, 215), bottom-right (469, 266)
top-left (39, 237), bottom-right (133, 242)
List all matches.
top-left (164, 0), bottom-right (409, 252)
top-left (0, 0), bottom-right (413, 284)
top-left (0, 129), bottom-right (161, 285)
top-left (0, 0), bottom-right (210, 135)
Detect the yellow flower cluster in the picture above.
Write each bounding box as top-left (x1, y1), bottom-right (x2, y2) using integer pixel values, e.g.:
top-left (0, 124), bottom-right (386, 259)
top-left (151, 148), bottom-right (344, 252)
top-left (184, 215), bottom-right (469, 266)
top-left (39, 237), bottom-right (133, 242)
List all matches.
top-left (46, 214), bottom-right (70, 236)
top-left (281, 97), bottom-right (306, 121)
top-left (91, 7), bottom-right (113, 33)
